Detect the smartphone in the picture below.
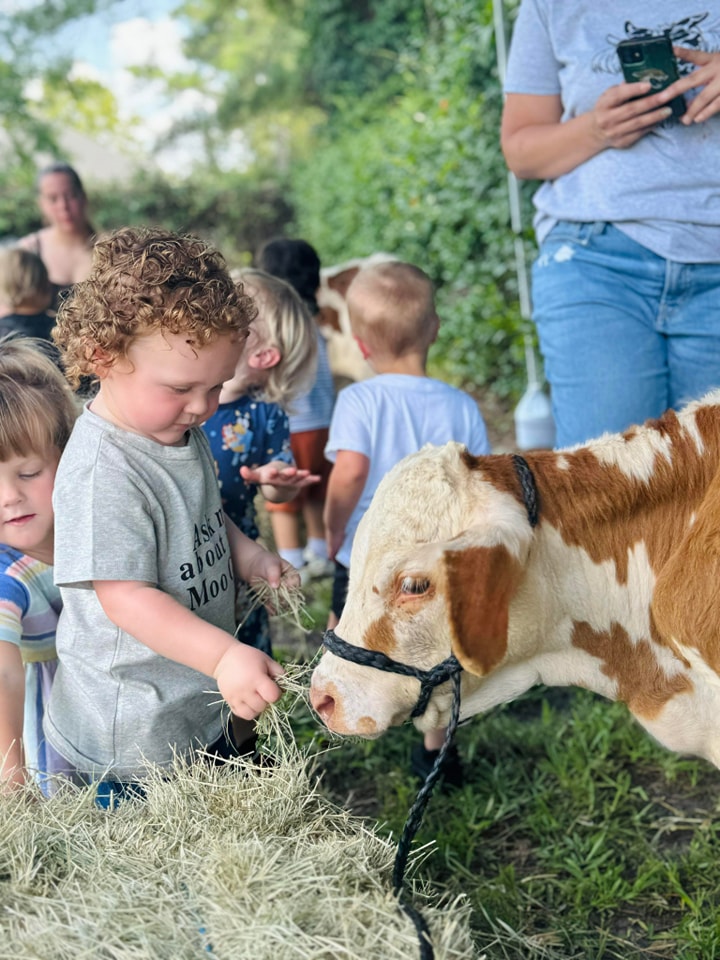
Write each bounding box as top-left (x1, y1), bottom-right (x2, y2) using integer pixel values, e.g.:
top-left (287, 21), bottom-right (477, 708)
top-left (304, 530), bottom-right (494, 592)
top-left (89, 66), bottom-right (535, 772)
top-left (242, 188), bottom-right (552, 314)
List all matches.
top-left (616, 33), bottom-right (686, 119)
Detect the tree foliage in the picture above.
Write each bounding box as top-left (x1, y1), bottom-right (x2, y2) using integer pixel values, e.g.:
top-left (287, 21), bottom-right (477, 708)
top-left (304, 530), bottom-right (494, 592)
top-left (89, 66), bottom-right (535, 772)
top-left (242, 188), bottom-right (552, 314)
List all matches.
top-left (290, 0), bottom-right (533, 396)
top-left (0, 0), bottom-right (534, 397)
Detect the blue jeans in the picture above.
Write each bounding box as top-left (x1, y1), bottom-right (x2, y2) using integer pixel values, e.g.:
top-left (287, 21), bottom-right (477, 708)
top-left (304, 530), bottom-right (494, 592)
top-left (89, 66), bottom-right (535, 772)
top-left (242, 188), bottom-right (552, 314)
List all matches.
top-left (90, 726), bottom-right (241, 809)
top-left (532, 221), bottom-right (720, 448)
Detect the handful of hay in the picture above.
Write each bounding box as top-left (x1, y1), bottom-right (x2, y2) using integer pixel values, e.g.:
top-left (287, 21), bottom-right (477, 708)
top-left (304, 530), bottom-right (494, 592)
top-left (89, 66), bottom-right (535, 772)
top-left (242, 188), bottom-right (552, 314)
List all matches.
top-left (0, 670), bottom-right (479, 959)
top-left (238, 576), bottom-right (315, 635)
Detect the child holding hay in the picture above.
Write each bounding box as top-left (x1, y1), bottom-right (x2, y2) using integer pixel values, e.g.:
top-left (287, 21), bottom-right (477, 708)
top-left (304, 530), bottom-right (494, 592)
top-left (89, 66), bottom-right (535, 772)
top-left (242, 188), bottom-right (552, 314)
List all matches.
top-left (0, 338), bottom-right (78, 795)
top-left (202, 268), bottom-right (319, 658)
top-left (44, 227), bottom-right (294, 798)
top-left (324, 260), bottom-right (491, 787)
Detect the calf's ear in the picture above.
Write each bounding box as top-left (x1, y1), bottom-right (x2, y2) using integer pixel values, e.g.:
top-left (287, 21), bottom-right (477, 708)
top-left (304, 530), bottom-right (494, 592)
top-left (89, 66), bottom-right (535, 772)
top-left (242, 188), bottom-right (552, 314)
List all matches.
top-left (652, 463), bottom-right (720, 674)
top-left (441, 541), bottom-right (523, 676)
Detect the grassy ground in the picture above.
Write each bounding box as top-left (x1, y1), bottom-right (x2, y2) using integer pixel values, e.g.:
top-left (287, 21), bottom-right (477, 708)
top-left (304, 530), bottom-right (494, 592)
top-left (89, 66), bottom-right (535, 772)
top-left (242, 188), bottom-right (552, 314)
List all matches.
top-left (272, 572), bottom-right (720, 960)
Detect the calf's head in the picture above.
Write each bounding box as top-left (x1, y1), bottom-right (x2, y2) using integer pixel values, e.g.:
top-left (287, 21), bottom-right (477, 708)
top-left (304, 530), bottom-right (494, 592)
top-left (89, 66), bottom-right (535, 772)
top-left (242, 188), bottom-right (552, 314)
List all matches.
top-left (310, 444), bottom-right (534, 736)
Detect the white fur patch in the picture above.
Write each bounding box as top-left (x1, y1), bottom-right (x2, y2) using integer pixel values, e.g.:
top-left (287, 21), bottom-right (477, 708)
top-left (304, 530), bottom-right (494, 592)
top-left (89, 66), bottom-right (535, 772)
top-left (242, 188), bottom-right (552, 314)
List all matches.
top-left (592, 427), bottom-right (673, 483)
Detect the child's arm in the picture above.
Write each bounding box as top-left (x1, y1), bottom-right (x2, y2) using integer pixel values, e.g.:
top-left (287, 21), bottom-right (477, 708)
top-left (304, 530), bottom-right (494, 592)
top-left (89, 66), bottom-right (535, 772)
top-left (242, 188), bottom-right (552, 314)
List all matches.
top-left (222, 511), bottom-right (299, 587)
top-left (0, 640), bottom-right (26, 791)
top-left (93, 582), bottom-right (284, 720)
top-left (239, 461), bottom-right (321, 504)
top-left (324, 450), bottom-right (370, 560)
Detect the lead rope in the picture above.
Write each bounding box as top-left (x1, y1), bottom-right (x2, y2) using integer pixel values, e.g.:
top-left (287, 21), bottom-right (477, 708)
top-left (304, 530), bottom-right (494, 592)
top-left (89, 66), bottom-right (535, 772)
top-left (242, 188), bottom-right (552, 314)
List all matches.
top-left (321, 454), bottom-right (540, 958)
top-left (321, 631), bottom-right (464, 960)
top-left (391, 671), bottom-right (463, 960)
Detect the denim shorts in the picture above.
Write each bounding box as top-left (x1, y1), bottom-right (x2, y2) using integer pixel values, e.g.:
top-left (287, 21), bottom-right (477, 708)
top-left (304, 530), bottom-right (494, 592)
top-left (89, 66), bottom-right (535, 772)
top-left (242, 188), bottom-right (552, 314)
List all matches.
top-left (532, 221), bottom-right (720, 447)
top-left (331, 560), bottom-right (349, 621)
top-left (90, 726), bottom-right (240, 810)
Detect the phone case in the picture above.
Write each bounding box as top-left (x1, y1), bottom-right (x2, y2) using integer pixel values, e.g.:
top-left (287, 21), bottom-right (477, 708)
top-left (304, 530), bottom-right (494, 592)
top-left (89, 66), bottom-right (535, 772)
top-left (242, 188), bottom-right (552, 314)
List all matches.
top-left (616, 34), bottom-right (686, 118)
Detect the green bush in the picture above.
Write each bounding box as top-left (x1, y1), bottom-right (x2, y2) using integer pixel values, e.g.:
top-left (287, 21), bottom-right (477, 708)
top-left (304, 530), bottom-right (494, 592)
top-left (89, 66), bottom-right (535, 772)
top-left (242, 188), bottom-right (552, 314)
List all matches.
top-left (290, 0), bottom-right (537, 399)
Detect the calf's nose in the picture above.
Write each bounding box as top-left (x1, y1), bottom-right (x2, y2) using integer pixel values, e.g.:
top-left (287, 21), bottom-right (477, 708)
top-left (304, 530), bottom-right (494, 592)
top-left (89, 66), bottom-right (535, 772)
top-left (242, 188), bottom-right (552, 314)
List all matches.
top-left (310, 687), bottom-right (336, 723)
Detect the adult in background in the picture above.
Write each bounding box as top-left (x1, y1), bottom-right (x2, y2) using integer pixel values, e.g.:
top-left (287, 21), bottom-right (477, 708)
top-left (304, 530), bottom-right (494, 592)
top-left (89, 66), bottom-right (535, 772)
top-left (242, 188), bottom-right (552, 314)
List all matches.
top-left (256, 238), bottom-right (336, 582)
top-left (501, 3), bottom-right (720, 447)
top-left (18, 162), bottom-right (95, 312)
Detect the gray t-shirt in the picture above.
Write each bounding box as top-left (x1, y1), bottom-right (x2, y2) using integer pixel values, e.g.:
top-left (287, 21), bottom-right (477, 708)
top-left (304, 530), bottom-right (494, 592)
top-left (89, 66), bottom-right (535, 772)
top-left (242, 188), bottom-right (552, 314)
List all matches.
top-left (504, 1), bottom-right (720, 262)
top-left (44, 406), bottom-right (236, 779)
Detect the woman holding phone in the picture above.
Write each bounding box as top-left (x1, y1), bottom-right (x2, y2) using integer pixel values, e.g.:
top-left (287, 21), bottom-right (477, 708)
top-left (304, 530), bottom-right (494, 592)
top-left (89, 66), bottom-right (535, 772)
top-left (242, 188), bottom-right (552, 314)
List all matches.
top-left (501, 2), bottom-right (720, 447)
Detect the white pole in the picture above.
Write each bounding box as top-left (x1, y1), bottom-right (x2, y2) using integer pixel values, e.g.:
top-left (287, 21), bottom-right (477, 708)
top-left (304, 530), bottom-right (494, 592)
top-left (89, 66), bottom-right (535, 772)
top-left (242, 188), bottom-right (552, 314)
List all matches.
top-left (494, 0), bottom-right (556, 448)
top-left (492, 0), bottom-right (531, 321)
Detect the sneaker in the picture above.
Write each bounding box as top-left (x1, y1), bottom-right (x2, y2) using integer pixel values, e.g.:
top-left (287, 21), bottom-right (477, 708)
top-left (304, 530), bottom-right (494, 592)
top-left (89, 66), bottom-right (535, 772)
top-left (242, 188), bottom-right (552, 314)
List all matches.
top-left (299, 551), bottom-right (335, 584)
top-left (410, 742), bottom-right (464, 790)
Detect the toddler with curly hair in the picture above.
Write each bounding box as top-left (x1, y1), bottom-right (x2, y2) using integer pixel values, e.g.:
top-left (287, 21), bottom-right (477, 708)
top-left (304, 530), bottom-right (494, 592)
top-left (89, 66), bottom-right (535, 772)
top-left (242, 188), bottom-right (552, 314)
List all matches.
top-left (44, 227), bottom-right (293, 804)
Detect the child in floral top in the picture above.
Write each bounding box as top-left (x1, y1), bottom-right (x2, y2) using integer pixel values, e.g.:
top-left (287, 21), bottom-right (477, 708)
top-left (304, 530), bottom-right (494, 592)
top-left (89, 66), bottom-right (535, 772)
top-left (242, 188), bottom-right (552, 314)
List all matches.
top-left (202, 269), bottom-right (319, 656)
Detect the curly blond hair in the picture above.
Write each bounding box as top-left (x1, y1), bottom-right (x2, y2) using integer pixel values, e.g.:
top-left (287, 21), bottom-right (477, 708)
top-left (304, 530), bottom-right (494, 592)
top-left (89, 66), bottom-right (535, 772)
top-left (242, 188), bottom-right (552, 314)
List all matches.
top-left (54, 226), bottom-right (255, 387)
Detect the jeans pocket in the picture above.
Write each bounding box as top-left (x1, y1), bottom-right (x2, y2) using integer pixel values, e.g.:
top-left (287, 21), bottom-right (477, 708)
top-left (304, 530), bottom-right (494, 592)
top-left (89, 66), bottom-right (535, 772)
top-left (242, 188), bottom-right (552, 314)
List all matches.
top-left (544, 221), bottom-right (605, 249)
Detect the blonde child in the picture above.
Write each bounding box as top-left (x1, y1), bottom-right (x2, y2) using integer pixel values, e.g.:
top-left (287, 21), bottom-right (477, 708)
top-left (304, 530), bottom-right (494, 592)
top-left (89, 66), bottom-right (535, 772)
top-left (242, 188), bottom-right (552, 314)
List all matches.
top-left (202, 268), bottom-right (319, 658)
top-left (0, 338), bottom-right (77, 794)
top-left (44, 227), bottom-right (294, 803)
top-left (0, 248), bottom-right (55, 343)
top-left (324, 261), bottom-right (491, 788)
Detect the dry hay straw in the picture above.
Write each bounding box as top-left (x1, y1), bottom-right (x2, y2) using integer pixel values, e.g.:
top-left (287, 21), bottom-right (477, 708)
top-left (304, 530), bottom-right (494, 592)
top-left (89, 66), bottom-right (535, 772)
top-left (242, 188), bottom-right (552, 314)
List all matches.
top-left (0, 672), bottom-right (479, 959)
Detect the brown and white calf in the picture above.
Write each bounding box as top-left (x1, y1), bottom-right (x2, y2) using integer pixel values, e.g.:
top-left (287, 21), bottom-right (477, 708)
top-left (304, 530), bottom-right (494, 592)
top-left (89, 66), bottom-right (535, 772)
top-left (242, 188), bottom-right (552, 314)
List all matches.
top-left (310, 392), bottom-right (720, 767)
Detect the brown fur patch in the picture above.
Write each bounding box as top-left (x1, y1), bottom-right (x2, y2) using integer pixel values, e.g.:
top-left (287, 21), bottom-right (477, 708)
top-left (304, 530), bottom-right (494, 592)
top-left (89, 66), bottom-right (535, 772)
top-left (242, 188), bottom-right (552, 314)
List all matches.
top-left (465, 405), bottom-right (720, 596)
top-left (571, 620), bottom-right (692, 720)
top-left (443, 544), bottom-right (520, 675)
top-left (653, 460), bottom-right (720, 674)
top-left (464, 408), bottom-right (720, 587)
top-left (362, 612), bottom-right (398, 655)
top-left (533, 408), bottom-right (719, 585)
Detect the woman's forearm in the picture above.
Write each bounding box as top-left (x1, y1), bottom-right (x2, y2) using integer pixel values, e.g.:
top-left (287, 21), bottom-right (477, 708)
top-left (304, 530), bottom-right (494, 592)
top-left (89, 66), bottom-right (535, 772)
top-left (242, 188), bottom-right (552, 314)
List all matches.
top-left (502, 111), bottom-right (605, 180)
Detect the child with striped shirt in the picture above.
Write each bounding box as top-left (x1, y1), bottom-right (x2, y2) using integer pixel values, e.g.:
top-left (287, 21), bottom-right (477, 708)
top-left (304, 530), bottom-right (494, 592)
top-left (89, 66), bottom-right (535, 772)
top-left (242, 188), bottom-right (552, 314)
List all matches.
top-left (0, 338), bottom-right (78, 794)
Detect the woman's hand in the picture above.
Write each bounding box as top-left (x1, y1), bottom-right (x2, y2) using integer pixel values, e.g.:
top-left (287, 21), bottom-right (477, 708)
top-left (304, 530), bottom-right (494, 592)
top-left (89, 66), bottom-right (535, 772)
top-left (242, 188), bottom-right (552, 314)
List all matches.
top-left (588, 81), bottom-right (673, 149)
top-left (658, 47), bottom-right (720, 124)
top-left (501, 83), bottom-right (672, 181)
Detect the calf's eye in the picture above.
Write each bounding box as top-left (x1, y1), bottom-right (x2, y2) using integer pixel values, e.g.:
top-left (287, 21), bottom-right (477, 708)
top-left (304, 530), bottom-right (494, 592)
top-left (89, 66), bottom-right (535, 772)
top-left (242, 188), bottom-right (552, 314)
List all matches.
top-left (400, 576), bottom-right (431, 596)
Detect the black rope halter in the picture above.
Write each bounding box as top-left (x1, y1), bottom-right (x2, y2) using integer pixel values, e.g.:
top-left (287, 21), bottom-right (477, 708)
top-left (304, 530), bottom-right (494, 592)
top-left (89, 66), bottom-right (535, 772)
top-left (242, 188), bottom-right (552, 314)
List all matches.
top-left (512, 453), bottom-right (539, 527)
top-left (320, 453), bottom-right (540, 958)
top-left (321, 632), bottom-right (462, 719)
top-left (322, 625), bottom-right (462, 959)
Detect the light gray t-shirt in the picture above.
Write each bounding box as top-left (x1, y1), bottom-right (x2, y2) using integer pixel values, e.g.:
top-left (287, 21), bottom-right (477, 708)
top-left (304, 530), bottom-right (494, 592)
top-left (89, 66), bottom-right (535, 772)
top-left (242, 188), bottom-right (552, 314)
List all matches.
top-left (504, 1), bottom-right (720, 262)
top-left (45, 406), bottom-right (236, 779)
top-left (324, 374), bottom-right (490, 567)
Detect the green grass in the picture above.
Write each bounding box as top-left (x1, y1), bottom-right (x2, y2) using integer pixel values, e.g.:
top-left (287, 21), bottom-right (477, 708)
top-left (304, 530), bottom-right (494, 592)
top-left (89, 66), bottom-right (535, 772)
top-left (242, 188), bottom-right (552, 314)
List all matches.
top-left (275, 601), bottom-right (720, 960)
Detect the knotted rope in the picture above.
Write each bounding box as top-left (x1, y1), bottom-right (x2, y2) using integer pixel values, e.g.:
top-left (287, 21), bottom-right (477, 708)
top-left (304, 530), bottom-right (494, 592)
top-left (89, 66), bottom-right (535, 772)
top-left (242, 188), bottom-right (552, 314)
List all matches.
top-left (322, 628), bottom-right (463, 959)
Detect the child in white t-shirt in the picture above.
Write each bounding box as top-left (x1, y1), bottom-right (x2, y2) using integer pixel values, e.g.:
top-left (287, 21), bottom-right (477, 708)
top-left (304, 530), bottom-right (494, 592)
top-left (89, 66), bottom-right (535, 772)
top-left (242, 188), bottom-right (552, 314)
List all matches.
top-left (324, 260), bottom-right (491, 786)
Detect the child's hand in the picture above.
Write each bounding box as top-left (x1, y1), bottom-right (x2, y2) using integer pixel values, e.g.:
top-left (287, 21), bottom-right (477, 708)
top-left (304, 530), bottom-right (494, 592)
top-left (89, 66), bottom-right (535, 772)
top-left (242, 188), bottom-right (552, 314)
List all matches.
top-left (240, 463), bottom-right (321, 490)
top-left (213, 642), bottom-right (285, 720)
top-left (244, 546), bottom-right (293, 589)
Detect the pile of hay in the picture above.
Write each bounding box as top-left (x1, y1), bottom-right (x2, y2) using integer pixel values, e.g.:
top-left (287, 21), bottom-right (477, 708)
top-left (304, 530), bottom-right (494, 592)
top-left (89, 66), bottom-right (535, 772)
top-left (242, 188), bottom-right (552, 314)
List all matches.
top-left (0, 679), bottom-right (478, 959)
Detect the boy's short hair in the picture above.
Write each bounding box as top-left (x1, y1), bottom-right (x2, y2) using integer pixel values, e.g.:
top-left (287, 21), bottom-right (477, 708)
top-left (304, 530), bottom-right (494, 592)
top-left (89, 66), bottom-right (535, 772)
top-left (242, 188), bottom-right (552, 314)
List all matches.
top-left (256, 237), bottom-right (321, 314)
top-left (0, 248), bottom-right (51, 310)
top-left (347, 261), bottom-right (438, 357)
top-left (237, 268), bottom-right (318, 410)
top-left (0, 337), bottom-right (77, 459)
top-left (54, 226), bottom-right (255, 388)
